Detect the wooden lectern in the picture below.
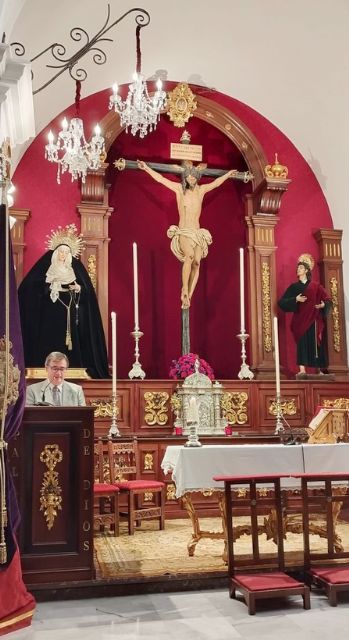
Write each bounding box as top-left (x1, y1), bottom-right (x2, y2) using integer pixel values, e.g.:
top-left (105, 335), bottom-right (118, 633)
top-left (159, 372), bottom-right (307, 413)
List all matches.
top-left (307, 408), bottom-right (349, 444)
top-left (10, 406), bottom-right (95, 585)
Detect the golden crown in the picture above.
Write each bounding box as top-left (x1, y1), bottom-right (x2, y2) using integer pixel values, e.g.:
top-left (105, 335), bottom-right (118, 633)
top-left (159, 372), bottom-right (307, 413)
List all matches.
top-left (46, 223), bottom-right (84, 257)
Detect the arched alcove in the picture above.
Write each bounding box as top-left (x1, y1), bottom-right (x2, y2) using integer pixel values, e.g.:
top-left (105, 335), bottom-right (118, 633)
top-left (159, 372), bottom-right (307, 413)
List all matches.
top-left (13, 83), bottom-right (335, 376)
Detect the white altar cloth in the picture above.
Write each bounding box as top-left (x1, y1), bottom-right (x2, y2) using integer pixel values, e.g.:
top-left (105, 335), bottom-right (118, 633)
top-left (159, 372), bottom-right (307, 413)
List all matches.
top-left (302, 442), bottom-right (349, 474)
top-left (161, 444), bottom-right (304, 498)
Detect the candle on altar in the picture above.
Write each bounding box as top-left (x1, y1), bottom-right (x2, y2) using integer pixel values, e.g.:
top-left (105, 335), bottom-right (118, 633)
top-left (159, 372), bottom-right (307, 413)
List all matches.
top-left (132, 242), bottom-right (139, 329)
top-left (273, 316), bottom-right (281, 396)
top-left (111, 311), bottom-right (117, 397)
top-left (239, 248), bottom-right (245, 333)
top-left (188, 396), bottom-right (200, 424)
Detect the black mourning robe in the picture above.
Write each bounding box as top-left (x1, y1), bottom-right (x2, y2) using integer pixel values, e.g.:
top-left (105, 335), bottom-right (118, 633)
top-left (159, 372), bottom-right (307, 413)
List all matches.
top-left (18, 251), bottom-right (110, 378)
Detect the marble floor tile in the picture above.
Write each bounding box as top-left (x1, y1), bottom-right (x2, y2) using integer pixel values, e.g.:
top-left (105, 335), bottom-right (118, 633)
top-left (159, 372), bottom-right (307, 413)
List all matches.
top-left (6, 588), bottom-right (349, 640)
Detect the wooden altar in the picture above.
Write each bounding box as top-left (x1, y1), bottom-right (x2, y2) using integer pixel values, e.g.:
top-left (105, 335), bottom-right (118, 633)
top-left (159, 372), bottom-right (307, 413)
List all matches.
top-left (78, 376), bottom-right (349, 518)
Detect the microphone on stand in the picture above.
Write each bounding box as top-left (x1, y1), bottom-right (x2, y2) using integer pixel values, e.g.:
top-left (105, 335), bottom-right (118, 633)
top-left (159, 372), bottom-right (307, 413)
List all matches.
top-left (34, 382), bottom-right (53, 406)
top-left (281, 414), bottom-right (297, 445)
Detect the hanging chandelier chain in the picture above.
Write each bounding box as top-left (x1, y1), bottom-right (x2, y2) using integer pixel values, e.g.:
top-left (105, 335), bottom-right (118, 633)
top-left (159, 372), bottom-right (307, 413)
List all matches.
top-left (136, 25), bottom-right (142, 74)
top-left (75, 80), bottom-right (81, 116)
top-left (10, 4), bottom-right (150, 95)
top-left (109, 12), bottom-right (166, 138)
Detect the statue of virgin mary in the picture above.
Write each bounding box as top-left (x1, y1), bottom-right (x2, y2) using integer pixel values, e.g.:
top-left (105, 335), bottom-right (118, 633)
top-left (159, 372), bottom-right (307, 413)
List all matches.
top-left (18, 224), bottom-right (109, 378)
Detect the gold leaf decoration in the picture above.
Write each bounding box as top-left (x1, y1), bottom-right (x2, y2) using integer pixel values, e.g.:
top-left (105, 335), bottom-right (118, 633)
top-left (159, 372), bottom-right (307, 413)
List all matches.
top-left (166, 83), bottom-right (197, 127)
top-left (39, 444), bottom-right (63, 530)
top-left (221, 392), bottom-right (248, 425)
top-left (144, 392), bottom-right (169, 426)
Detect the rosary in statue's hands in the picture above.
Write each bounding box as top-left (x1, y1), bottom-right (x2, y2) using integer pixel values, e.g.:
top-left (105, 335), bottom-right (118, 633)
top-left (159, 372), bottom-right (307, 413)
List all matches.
top-left (69, 281), bottom-right (81, 292)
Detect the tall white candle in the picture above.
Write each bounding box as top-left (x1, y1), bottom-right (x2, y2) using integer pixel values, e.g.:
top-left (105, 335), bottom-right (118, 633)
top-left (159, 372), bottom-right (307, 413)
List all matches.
top-left (111, 311), bottom-right (117, 396)
top-left (132, 242), bottom-right (139, 329)
top-left (239, 248), bottom-right (245, 333)
top-left (273, 316), bottom-right (281, 396)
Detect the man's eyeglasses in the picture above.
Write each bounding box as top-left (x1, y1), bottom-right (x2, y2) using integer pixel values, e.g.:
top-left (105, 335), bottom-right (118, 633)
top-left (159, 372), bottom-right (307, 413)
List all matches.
top-left (49, 366), bottom-right (67, 373)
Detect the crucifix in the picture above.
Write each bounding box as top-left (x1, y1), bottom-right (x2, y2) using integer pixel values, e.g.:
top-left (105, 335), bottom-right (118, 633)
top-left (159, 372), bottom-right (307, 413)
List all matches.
top-left (114, 131), bottom-right (253, 355)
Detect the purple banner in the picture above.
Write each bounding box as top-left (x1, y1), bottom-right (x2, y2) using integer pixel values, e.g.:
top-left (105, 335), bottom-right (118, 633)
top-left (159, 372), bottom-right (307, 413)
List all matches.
top-left (0, 204), bottom-right (26, 568)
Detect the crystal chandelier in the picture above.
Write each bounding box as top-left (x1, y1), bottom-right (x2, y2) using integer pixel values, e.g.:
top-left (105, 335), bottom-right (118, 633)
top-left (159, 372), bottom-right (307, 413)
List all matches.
top-left (45, 81), bottom-right (105, 184)
top-left (109, 25), bottom-right (166, 138)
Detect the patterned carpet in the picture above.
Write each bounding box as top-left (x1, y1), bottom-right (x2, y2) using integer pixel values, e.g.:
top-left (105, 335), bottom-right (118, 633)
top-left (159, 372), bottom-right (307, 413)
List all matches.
top-left (94, 517), bottom-right (349, 580)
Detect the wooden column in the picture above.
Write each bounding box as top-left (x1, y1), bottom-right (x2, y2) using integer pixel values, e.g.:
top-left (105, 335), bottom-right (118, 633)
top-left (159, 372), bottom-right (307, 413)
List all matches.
top-left (314, 229), bottom-right (349, 377)
top-left (77, 162), bottom-right (113, 342)
top-left (9, 207), bottom-right (30, 285)
top-left (245, 174), bottom-right (290, 378)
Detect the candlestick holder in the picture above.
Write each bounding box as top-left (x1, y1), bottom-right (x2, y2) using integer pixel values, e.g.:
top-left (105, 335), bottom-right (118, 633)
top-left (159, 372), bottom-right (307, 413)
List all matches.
top-left (237, 331), bottom-right (254, 380)
top-left (184, 420), bottom-right (202, 447)
top-left (108, 393), bottom-right (121, 437)
top-left (128, 328), bottom-right (146, 379)
top-left (273, 394), bottom-right (285, 435)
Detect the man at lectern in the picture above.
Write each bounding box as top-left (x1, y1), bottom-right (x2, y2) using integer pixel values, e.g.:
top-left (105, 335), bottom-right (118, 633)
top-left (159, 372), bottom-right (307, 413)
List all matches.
top-left (26, 351), bottom-right (86, 406)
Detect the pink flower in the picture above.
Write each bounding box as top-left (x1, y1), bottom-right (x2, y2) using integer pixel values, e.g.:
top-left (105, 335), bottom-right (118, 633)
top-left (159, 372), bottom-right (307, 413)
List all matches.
top-left (169, 353), bottom-right (214, 380)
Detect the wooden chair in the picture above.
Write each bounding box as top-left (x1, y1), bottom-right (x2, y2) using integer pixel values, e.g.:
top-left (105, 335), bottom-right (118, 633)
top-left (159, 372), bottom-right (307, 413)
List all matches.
top-left (108, 438), bottom-right (165, 535)
top-left (214, 473), bottom-right (310, 615)
top-left (300, 472), bottom-right (349, 606)
top-left (93, 438), bottom-right (120, 536)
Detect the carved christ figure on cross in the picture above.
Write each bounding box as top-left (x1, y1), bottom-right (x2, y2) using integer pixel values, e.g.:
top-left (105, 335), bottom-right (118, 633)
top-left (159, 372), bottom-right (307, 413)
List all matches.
top-left (137, 159), bottom-right (237, 308)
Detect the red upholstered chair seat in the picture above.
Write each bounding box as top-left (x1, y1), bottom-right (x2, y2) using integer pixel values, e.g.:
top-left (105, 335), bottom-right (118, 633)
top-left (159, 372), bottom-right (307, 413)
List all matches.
top-left (115, 480), bottom-right (165, 491)
top-left (310, 567), bottom-right (349, 584)
top-left (94, 483), bottom-right (120, 494)
top-left (309, 566), bottom-right (349, 605)
top-left (235, 572), bottom-right (304, 591)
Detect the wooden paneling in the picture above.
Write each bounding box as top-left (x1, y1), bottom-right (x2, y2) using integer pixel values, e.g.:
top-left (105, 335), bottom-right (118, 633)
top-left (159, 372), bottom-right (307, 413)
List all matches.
top-left (83, 378), bottom-right (349, 438)
top-left (10, 406), bottom-right (95, 584)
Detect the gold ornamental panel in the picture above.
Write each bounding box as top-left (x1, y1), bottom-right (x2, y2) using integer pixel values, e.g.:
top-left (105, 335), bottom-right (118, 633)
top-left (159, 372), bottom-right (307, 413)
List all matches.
top-left (143, 452), bottom-right (154, 471)
top-left (170, 393), bottom-right (182, 412)
top-left (87, 254), bottom-right (97, 289)
top-left (39, 444), bottom-right (63, 530)
top-left (90, 397), bottom-right (120, 419)
top-left (166, 483), bottom-right (176, 501)
top-left (330, 277), bottom-right (340, 352)
top-left (261, 263), bottom-right (272, 352)
top-left (323, 398), bottom-right (349, 409)
top-left (144, 392), bottom-right (169, 426)
top-left (166, 83), bottom-right (197, 127)
top-left (269, 398), bottom-right (297, 416)
top-left (221, 392), bottom-right (248, 425)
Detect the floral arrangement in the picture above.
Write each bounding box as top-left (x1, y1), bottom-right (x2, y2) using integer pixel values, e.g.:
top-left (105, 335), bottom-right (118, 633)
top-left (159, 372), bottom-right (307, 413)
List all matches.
top-left (169, 352), bottom-right (214, 380)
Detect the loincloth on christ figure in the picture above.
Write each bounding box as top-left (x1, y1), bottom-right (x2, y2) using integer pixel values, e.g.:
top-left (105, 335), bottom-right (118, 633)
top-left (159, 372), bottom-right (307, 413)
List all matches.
top-left (166, 225), bottom-right (213, 262)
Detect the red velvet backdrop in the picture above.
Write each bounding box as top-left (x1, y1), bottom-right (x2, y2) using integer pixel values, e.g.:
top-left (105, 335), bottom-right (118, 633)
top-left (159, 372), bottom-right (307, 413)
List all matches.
top-left (106, 118), bottom-right (248, 379)
top-left (13, 83), bottom-right (333, 377)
